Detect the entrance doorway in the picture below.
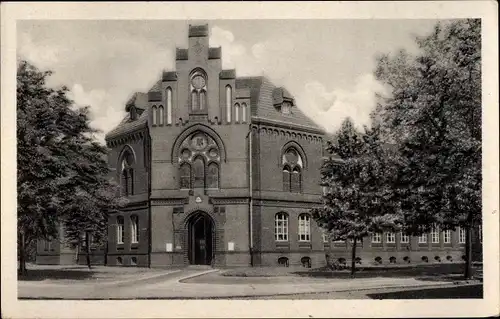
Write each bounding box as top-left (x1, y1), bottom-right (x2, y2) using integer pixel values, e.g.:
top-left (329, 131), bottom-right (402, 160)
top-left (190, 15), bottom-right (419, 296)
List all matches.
top-left (188, 212), bottom-right (214, 265)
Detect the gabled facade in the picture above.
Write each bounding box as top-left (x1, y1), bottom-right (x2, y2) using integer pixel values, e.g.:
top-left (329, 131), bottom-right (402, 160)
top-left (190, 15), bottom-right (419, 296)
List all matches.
top-left (36, 24), bottom-right (482, 268)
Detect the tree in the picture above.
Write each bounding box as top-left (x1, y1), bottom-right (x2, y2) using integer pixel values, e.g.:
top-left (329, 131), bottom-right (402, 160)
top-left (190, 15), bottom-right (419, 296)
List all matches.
top-left (17, 60), bottom-right (123, 273)
top-left (17, 60), bottom-right (76, 274)
top-left (374, 19), bottom-right (481, 278)
top-left (62, 141), bottom-right (126, 269)
top-left (311, 118), bottom-right (401, 277)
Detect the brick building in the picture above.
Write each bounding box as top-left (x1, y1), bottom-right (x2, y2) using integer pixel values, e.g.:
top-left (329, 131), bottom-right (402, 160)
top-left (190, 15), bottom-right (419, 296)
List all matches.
top-left (36, 24), bottom-right (482, 268)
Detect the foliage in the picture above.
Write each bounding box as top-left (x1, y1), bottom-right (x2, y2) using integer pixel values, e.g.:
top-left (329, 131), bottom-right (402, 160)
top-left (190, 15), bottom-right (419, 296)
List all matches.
top-left (374, 19), bottom-right (481, 233)
top-left (17, 60), bottom-right (124, 272)
top-left (311, 118), bottom-right (401, 276)
top-left (374, 19), bottom-right (481, 278)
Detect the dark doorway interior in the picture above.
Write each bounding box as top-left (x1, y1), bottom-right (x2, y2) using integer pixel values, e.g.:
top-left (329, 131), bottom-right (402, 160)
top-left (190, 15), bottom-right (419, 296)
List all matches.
top-left (188, 213), bottom-right (213, 265)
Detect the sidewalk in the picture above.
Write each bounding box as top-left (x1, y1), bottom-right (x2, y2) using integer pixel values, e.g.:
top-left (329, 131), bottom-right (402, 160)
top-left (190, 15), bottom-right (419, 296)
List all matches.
top-left (19, 268), bottom-right (479, 299)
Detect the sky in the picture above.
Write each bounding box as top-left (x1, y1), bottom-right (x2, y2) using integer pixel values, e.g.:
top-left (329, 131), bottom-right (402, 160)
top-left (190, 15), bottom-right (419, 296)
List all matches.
top-left (17, 19), bottom-right (442, 142)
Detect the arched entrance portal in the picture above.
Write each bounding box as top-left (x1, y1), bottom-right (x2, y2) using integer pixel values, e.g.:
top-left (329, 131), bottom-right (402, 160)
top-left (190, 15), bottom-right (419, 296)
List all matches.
top-left (187, 212), bottom-right (214, 265)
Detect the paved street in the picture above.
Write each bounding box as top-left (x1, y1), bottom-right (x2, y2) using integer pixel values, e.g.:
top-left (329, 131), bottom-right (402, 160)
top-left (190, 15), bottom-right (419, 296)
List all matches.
top-left (18, 265), bottom-right (482, 300)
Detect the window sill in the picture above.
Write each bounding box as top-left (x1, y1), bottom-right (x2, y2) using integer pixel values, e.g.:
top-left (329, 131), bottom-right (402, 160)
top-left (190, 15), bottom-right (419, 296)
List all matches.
top-left (131, 243), bottom-right (139, 250)
top-left (298, 242), bottom-right (312, 249)
top-left (275, 241), bottom-right (290, 249)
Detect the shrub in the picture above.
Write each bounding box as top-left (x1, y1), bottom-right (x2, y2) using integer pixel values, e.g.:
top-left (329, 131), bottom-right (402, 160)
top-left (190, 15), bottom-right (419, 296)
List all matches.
top-left (355, 257), bottom-right (362, 264)
top-left (421, 256), bottom-right (429, 263)
top-left (434, 256), bottom-right (441, 262)
top-left (374, 256), bottom-right (382, 264)
top-left (403, 256), bottom-right (411, 263)
top-left (446, 255), bottom-right (453, 261)
top-left (389, 256), bottom-right (397, 264)
top-left (338, 257), bottom-right (346, 265)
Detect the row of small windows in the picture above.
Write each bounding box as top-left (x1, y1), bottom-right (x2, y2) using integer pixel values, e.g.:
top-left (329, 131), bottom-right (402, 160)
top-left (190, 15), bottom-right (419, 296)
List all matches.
top-left (116, 215), bottom-right (139, 245)
top-left (371, 227), bottom-right (479, 244)
top-left (275, 213), bottom-right (481, 245)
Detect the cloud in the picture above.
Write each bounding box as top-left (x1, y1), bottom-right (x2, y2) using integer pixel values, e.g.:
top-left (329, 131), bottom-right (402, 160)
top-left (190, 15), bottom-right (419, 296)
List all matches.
top-left (296, 74), bottom-right (388, 133)
top-left (67, 84), bottom-right (126, 143)
top-left (208, 26), bottom-right (386, 133)
top-left (17, 33), bottom-right (61, 69)
top-left (210, 26), bottom-right (247, 69)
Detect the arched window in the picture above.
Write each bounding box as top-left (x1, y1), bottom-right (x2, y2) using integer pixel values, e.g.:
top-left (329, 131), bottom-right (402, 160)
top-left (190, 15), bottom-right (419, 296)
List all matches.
top-left (200, 90), bottom-right (206, 111)
top-left (241, 102), bottom-right (247, 123)
top-left (225, 85), bottom-right (232, 123)
top-left (191, 90), bottom-right (198, 110)
top-left (120, 151), bottom-right (135, 196)
top-left (192, 156), bottom-right (205, 188)
top-left (180, 163), bottom-right (191, 189)
top-left (278, 257), bottom-right (289, 267)
top-left (177, 131), bottom-right (221, 190)
top-left (298, 214), bottom-right (311, 242)
top-left (291, 167), bottom-right (301, 193)
top-left (166, 87), bottom-right (172, 125)
top-left (301, 256), bottom-right (312, 268)
top-left (130, 215), bottom-right (139, 244)
top-left (234, 103), bottom-right (240, 123)
top-left (282, 165), bottom-right (291, 192)
top-left (206, 162), bottom-right (219, 189)
top-left (158, 106), bottom-right (164, 126)
top-left (152, 105), bottom-right (157, 125)
top-left (275, 212), bottom-right (289, 241)
top-left (116, 216), bottom-right (124, 244)
top-left (190, 69), bottom-right (207, 112)
top-left (282, 147), bottom-right (303, 193)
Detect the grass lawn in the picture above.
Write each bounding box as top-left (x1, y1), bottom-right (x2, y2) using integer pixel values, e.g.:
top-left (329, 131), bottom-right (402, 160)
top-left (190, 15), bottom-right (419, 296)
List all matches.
top-left (221, 262), bottom-right (476, 280)
top-left (18, 263), bottom-right (173, 282)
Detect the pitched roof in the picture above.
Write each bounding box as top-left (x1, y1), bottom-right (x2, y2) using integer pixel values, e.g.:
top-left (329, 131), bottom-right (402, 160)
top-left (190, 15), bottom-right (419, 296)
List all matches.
top-left (105, 107), bottom-right (149, 141)
top-left (236, 76), bottom-right (323, 133)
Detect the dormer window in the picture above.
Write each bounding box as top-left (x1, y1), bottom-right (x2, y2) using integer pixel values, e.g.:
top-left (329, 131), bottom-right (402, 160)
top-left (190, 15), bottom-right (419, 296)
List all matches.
top-left (130, 106), bottom-right (137, 120)
top-left (281, 101), bottom-right (292, 114)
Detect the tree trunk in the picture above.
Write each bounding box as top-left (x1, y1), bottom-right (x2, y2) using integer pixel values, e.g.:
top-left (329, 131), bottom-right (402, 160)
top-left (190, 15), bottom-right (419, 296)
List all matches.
top-left (18, 232), bottom-right (27, 276)
top-left (350, 237), bottom-right (357, 278)
top-left (464, 224), bottom-right (473, 280)
top-left (85, 231), bottom-right (92, 270)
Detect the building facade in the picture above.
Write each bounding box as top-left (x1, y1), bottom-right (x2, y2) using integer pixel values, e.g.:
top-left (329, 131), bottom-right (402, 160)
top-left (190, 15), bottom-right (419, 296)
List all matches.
top-left (36, 24), bottom-right (482, 268)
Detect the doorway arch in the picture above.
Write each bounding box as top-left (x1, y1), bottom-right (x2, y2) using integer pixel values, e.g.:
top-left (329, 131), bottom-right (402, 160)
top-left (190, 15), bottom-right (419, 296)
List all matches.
top-left (186, 211), bottom-right (215, 265)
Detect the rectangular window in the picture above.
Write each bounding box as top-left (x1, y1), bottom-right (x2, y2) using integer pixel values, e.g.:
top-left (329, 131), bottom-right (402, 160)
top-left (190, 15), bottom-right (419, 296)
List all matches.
top-left (459, 227), bottom-right (466, 244)
top-left (431, 227), bottom-right (440, 243)
top-left (400, 233), bottom-right (410, 243)
top-left (298, 215), bottom-right (311, 242)
top-left (117, 217), bottom-right (124, 244)
top-left (386, 232), bottom-right (396, 243)
top-left (443, 229), bottom-right (451, 243)
top-left (275, 213), bottom-right (288, 241)
top-left (131, 216), bottom-right (139, 244)
top-left (322, 230), bottom-right (328, 243)
top-left (371, 233), bottom-right (381, 243)
top-left (418, 233), bottom-right (428, 244)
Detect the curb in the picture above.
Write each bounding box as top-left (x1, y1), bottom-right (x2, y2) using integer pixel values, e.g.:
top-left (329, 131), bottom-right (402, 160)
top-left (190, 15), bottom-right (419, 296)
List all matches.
top-left (19, 282), bottom-right (483, 300)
